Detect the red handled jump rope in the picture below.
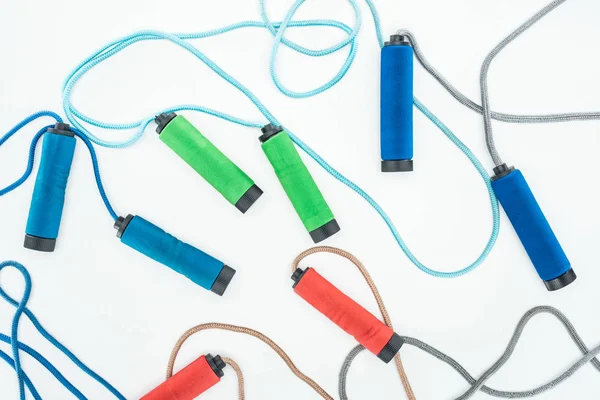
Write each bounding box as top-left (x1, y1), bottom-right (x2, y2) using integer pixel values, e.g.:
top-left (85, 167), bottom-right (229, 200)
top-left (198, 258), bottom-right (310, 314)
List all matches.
top-left (141, 246), bottom-right (412, 400)
top-left (141, 247), bottom-right (600, 399)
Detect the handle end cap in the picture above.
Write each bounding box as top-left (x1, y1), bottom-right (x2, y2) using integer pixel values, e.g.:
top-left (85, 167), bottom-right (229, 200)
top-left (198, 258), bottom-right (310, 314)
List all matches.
top-left (544, 268), bottom-right (577, 291)
top-left (234, 184), bottom-right (263, 213)
top-left (309, 219), bottom-right (340, 243)
top-left (211, 265), bottom-right (236, 296)
top-left (377, 333), bottom-right (404, 363)
top-left (24, 235), bottom-right (56, 252)
top-left (381, 159), bottom-right (413, 172)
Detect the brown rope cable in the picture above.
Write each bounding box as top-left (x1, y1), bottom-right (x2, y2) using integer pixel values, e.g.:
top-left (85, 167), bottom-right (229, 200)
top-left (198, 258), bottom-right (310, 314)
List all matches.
top-left (222, 357), bottom-right (245, 400)
top-left (166, 323), bottom-right (334, 400)
top-left (291, 246), bottom-right (416, 400)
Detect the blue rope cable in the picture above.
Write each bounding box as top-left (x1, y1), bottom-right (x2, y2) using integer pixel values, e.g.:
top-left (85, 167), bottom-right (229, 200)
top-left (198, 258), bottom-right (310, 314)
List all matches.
top-left (0, 111), bottom-right (63, 146)
top-left (0, 126), bottom-right (51, 197)
top-left (0, 260), bottom-right (126, 399)
top-left (71, 129), bottom-right (118, 220)
top-left (0, 349), bottom-right (41, 400)
top-left (60, 1), bottom-right (499, 277)
top-left (0, 333), bottom-right (86, 400)
top-left (0, 111), bottom-right (62, 196)
top-left (0, 114), bottom-right (118, 220)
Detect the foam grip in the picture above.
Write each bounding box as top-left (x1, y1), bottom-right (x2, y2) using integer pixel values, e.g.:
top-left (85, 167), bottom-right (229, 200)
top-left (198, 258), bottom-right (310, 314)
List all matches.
top-left (260, 125), bottom-right (340, 243)
top-left (115, 215), bottom-right (235, 295)
top-left (380, 35), bottom-right (413, 172)
top-left (292, 267), bottom-right (403, 362)
top-left (156, 113), bottom-right (262, 213)
top-left (141, 354), bottom-right (224, 400)
top-left (24, 126), bottom-right (76, 252)
top-left (491, 169), bottom-right (575, 291)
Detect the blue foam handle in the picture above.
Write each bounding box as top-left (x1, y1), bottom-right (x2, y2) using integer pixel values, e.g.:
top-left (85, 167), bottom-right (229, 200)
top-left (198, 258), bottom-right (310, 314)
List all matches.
top-left (25, 132), bottom-right (76, 241)
top-left (491, 169), bottom-right (571, 283)
top-left (119, 215), bottom-right (227, 291)
top-left (380, 43), bottom-right (413, 162)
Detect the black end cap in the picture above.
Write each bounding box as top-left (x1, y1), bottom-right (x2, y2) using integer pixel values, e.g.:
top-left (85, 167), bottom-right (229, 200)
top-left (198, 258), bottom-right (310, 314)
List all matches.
top-left (384, 34), bottom-right (410, 46)
top-left (291, 267), bottom-right (309, 289)
top-left (23, 235), bottom-right (56, 252)
top-left (309, 219), bottom-right (341, 243)
top-left (155, 112), bottom-right (177, 134)
top-left (234, 184), bottom-right (263, 213)
top-left (377, 333), bottom-right (404, 363)
top-left (114, 214), bottom-right (134, 238)
top-left (544, 268), bottom-right (577, 291)
top-left (491, 164), bottom-right (515, 181)
top-left (206, 354), bottom-right (226, 378)
top-left (381, 159), bottom-right (413, 172)
top-left (259, 124), bottom-right (283, 143)
top-left (48, 122), bottom-right (74, 137)
top-left (211, 265), bottom-right (236, 296)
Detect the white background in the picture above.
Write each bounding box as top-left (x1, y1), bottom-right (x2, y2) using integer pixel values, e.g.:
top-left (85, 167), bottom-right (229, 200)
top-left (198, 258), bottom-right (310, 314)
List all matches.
top-left (1, 0), bottom-right (599, 399)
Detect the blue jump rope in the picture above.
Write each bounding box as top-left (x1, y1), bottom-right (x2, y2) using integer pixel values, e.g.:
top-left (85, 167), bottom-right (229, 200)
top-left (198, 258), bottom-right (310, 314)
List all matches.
top-left (0, 0), bottom-right (595, 398)
top-left (0, 112), bottom-right (236, 295)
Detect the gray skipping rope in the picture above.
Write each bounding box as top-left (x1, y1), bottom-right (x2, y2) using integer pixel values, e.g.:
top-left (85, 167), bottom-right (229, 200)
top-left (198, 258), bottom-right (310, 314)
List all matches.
top-left (343, 0), bottom-right (600, 398)
top-left (397, 0), bottom-right (600, 167)
top-left (340, 1), bottom-right (600, 398)
top-left (339, 306), bottom-right (600, 399)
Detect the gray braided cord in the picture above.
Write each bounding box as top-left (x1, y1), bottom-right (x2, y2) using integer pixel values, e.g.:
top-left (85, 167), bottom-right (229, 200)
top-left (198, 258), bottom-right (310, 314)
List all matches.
top-left (397, 0), bottom-right (600, 165)
top-left (480, 0), bottom-right (569, 165)
top-left (339, 345), bottom-right (364, 399)
top-left (339, 306), bottom-right (600, 400)
top-left (395, 29), bottom-right (600, 125)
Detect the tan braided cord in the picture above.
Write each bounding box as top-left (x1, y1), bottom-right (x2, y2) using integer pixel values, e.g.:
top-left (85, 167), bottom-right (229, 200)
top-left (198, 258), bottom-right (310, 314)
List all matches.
top-left (291, 246), bottom-right (416, 400)
top-left (166, 323), bottom-right (333, 400)
top-left (222, 357), bottom-right (245, 400)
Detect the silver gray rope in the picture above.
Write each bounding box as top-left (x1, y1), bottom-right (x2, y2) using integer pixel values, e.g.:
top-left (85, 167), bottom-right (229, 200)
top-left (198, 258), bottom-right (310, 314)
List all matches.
top-left (397, 0), bottom-right (600, 166)
top-left (479, 0), bottom-right (567, 165)
top-left (339, 306), bottom-right (600, 400)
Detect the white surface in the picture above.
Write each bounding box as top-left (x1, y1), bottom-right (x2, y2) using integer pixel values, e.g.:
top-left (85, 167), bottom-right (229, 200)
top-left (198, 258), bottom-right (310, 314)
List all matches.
top-left (1, 0), bottom-right (600, 399)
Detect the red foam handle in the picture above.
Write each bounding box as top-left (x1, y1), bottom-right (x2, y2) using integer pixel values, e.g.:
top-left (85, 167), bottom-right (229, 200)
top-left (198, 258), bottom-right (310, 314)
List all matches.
top-left (141, 355), bottom-right (220, 400)
top-left (294, 268), bottom-right (393, 356)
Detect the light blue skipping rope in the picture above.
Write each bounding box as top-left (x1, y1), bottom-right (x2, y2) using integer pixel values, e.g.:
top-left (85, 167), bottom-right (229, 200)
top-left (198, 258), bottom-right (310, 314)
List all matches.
top-left (0, 261), bottom-right (126, 400)
top-left (60, 0), bottom-right (499, 278)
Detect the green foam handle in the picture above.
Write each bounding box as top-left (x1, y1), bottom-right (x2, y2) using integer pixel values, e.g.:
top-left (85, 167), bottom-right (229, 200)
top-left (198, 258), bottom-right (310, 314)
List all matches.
top-left (260, 126), bottom-right (339, 242)
top-left (158, 114), bottom-right (262, 213)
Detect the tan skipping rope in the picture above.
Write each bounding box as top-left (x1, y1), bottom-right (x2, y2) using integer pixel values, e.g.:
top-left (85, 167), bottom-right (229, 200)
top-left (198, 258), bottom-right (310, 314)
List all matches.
top-left (165, 246), bottom-right (415, 399)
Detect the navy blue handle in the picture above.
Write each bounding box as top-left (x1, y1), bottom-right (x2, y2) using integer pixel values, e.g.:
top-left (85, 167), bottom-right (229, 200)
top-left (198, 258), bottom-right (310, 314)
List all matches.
top-left (380, 39), bottom-right (413, 172)
top-left (491, 169), bottom-right (575, 290)
top-left (117, 215), bottom-right (235, 295)
top-left (24, 131), bottom-right (76, 252)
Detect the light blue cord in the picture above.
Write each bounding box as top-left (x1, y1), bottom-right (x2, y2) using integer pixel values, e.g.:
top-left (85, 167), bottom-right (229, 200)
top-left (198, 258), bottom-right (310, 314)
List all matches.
top-left (61, 1), bottom-right (500, 278)
top-left (0, 113), bottom-right (118, 220)
top-left (0, 260), bottom-right (126, 399)
top-left (261, 0), bottom-right (360, 98)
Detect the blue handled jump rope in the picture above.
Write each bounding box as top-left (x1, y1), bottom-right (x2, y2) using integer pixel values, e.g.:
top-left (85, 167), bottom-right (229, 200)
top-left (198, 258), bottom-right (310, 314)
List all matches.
top-left (1, 0), bottom-right (599, 398)
top-left (0, 112), bottom-right (236, 295)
